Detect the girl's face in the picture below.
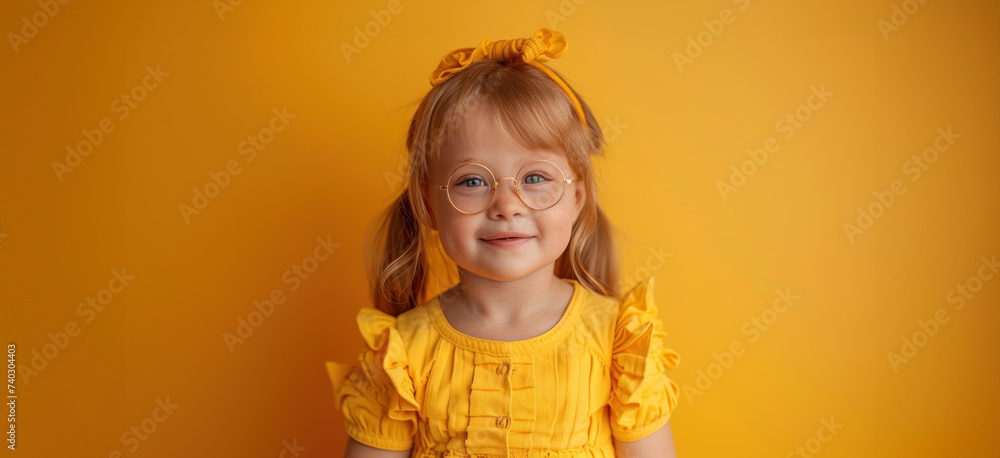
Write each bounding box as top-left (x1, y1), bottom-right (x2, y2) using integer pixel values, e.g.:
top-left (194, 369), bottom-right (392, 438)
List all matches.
top-left (426, 108), bottom-right (585, 283)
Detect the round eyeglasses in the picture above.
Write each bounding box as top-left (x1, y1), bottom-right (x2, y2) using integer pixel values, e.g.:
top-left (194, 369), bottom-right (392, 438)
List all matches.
top-left (434, 159), bottom-right (574, 214)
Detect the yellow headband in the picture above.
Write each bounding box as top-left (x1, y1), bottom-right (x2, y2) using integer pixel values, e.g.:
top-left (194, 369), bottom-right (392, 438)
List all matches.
top-left (429, 28), bottom-right (588, 132)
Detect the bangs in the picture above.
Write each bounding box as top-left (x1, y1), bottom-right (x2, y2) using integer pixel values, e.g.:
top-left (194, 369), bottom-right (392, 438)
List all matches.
top-left (432, 61), bottom-right (587, 161)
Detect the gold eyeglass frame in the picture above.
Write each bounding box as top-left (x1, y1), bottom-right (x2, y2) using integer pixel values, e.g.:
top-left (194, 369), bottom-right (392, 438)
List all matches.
top-left (434, 159), bottom-right (575, 215)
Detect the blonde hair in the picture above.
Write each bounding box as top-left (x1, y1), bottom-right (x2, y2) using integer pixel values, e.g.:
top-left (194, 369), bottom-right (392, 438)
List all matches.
top-left (366, 60), bottom-right (619, 316)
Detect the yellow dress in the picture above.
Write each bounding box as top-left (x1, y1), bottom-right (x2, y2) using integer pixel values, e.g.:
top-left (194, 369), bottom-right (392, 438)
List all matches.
top-left (324, 277), bottom-right (680, 457)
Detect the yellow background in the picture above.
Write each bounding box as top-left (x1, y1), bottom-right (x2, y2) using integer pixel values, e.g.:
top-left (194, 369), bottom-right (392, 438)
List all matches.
top-left (1, 0), bottom-right (998, 457)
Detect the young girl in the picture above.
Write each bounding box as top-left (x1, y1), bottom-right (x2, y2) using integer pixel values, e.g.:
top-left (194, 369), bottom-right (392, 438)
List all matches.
top-left (326, 28), bottom-right (681, 457)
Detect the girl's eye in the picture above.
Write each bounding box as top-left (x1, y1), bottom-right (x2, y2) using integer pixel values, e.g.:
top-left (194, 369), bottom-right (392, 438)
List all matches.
top-left (457, 177), bottom-right (486, 188)
top-left (523, 173), bottom-right (548, 185)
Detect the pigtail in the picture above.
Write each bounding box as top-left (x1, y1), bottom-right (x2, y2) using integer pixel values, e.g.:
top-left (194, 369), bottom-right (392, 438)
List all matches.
top-left (581, 203), bottom-right (619, 296)
top-left (366, 189), bottom-right (427, 316)
top-left (556, 200), bottom-right (619, 298)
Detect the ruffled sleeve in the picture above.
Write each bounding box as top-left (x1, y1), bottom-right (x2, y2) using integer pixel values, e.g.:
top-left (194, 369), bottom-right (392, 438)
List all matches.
top-left (325, 307), bottom-right (419, 451)
top-left (609, 277), bottom-right (681, 442)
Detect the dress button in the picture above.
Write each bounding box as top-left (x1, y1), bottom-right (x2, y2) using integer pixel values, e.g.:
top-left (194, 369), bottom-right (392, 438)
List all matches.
top-left (496, 362), bottom-right (510, 375)
top-left (496, 415), bottom-right (510, 429)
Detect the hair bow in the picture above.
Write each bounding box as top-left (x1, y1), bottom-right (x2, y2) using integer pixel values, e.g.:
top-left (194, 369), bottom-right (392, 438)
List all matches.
top-left (428, 28), bottom-right (587, 130)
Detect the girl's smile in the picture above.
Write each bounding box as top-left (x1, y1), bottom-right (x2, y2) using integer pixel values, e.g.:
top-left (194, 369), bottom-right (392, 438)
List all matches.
top-left (480, 237), bottom-right (534, 248)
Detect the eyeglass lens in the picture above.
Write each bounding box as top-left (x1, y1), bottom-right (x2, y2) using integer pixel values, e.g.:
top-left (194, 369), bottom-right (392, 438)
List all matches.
top-left (446, 161), bottom-right (565, 213)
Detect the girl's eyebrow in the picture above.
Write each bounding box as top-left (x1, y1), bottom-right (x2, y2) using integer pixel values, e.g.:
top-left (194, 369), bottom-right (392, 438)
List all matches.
top-left (440, 158), bottom-right (479, 177)
top-left (446, 158), bottom-right (479, 169)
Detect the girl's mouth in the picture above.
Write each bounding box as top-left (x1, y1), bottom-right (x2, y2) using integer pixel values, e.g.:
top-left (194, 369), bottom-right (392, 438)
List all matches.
top-left (481, 237), bottom-right (532, 248)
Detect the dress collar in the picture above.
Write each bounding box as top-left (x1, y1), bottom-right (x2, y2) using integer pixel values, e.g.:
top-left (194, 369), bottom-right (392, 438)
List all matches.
top-left (425, 278), bottom-right (584, 356)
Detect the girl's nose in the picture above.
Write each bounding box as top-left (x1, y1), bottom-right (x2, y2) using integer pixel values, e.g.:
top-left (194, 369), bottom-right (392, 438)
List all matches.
top-left (487, 177), bottom-right (526, 219)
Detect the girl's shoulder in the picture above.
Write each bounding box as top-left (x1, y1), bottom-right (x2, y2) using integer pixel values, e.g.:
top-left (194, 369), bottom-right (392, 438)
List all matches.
top-left (555, 276), bottom-right (672, 363)
top-left (576, 276), bottom-right (666, 340)
top-left (615, 276), bottom-right (664, 331)
top-left (351, 301), bottom-right (440, 352)
top-left (612, 276), bottom-right (677, 354)
top-left (394, 301), bottom-right (439, 344)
